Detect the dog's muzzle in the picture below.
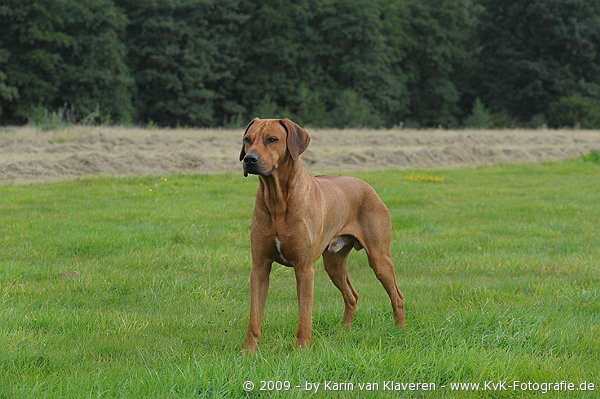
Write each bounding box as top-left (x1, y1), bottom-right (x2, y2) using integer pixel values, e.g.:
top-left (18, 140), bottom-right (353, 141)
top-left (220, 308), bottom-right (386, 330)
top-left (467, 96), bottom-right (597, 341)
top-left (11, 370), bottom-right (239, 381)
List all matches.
top-left (243, 153), bottom-right (260, 177)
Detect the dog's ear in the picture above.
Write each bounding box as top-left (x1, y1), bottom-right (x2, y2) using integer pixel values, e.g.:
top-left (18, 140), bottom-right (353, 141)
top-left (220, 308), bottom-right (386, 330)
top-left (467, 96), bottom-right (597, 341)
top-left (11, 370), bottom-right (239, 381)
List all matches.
top-left (280, 118), bottom-right (310, 161)
top-left (239, 117), bottom-right (260, 161)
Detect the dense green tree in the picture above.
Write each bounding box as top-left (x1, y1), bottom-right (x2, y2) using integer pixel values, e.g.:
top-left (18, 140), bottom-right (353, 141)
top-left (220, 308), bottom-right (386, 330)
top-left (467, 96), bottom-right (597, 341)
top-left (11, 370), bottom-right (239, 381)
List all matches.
top-left (0, 4), bottom-right (17, 117)
top-left (0, 1), bottom-right (70, 123)
top-left (0, 49), bottom-right (17, 118)
top-left (1, 0), bottom-right (600, 128)
top-left (232, 0), bottom-right (314, 123)
top-left (117, 0), bottom-right (218, 126)
top-left (202, 0), bottom-right (249, 126)
top-left (399, 0), bottom-right (472, 127)
top-left (312, 0), bottom-right (405, 127)
top-left (476, 0), bottom-right (600, 123)
top-left (59, 0), bottom-right (132, 123)
top-left (378, 0), bottom-right (411, 126)
top-left (547, 94), bottom-right (600, 128)
top-left (0, 0), bottom-right (131, 124)
top-left (233, 0), bottom-right (408, 128)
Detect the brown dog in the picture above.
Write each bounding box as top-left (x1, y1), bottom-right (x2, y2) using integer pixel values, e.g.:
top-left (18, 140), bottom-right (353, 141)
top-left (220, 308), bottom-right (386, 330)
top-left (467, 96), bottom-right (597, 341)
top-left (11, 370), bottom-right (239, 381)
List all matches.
top-left (240, 118), bottom-right (405, 351)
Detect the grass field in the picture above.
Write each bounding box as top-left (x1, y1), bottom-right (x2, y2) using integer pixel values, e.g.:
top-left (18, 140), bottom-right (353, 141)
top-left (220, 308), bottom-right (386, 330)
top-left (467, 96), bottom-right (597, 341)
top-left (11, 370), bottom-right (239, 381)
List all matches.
top-left (1, 159), bottom-right (599, 398)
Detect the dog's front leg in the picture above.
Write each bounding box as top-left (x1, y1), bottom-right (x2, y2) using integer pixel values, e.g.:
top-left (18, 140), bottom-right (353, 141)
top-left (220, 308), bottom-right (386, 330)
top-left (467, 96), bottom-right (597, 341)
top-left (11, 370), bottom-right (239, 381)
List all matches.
top-left (294, 264), bottom-right (315, 349)
top-left (244, 259), bottom-right (272, 352)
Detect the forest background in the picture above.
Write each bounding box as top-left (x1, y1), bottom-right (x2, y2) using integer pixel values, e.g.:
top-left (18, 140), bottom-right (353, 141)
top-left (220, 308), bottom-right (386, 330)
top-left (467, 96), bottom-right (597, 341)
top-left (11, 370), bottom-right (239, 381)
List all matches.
top-left (1, 0), bottom-right (600, 129)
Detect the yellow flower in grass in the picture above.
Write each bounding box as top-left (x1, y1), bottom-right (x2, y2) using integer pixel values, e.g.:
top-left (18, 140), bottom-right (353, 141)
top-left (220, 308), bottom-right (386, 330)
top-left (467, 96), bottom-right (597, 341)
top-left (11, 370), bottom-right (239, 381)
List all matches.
top-left (404, 175), bottom-right (445, 183)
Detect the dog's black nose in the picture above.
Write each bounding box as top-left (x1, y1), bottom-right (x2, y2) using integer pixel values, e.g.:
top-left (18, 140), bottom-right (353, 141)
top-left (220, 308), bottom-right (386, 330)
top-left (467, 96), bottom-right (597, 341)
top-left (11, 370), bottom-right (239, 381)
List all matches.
top-left (243, 153), bottom-right (258, 164)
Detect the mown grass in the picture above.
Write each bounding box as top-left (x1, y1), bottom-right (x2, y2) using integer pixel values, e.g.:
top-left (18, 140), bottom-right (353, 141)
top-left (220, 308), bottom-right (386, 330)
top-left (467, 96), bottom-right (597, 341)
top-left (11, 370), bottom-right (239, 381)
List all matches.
top-left (0, 160), bottom-right (599, 398)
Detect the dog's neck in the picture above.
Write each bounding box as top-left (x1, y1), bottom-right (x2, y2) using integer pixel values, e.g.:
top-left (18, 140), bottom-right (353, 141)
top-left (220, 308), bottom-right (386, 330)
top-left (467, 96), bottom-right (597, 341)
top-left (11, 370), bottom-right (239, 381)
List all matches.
top-left (258, 157), bottom-right (309, 222)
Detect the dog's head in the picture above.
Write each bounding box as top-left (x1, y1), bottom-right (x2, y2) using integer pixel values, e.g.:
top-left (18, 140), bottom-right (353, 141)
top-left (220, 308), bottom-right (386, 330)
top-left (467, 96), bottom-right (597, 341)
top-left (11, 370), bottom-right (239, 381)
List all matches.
top-left (240, 118), bottom-right (310, 177)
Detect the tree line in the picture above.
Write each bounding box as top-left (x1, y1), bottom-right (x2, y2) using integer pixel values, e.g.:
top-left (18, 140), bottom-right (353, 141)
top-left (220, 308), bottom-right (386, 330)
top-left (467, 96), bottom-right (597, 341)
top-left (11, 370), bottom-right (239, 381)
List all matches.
top-left (1, 0), bottom-right (600, 129)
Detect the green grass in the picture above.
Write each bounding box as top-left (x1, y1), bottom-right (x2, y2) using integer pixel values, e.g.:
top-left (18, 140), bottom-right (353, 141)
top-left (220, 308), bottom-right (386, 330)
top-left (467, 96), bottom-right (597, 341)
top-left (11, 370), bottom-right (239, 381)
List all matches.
top-left (1, 160), bottom-right (599, 398)
top-left (581, 151), bottom-right (600, 164)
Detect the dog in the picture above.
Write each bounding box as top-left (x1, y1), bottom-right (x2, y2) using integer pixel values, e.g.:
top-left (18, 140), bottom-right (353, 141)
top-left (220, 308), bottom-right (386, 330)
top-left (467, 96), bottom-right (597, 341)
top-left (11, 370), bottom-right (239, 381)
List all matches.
top-left (240, 118), bottom-right (405, 351)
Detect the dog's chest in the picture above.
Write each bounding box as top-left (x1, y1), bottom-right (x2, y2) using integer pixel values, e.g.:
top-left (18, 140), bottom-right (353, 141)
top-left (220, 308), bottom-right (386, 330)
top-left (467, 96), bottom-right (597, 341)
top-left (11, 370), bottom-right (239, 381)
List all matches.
top-left (271, 220), bottom-right (318, 265)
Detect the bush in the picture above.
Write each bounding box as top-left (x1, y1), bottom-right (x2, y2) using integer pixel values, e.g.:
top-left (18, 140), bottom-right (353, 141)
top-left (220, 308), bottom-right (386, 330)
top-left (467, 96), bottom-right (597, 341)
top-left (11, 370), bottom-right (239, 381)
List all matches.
top-left (547, 95), bottom-right (600, 129)
top-left (464, 98), bottom-right (494, 128)
top-left (490, 111), bottom-right (518, 129)
top-left (330, 89), bottom-right (383, 128)
top-left (28, 105), bottom-right (75, 131)
top-left (527, 114), bottom-right (547, 129)
top-left (251, 95), bottom-right (279, 119)
top-left (294, 84), bottom-right (331, 127)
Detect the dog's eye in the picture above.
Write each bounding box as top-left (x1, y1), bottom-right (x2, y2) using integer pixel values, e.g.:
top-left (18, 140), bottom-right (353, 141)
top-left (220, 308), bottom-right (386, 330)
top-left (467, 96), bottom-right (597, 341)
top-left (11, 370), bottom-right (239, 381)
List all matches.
top-left (243, 136), bottom-right (252, 144)
top-left (266, 137), bottom-right (279, 143)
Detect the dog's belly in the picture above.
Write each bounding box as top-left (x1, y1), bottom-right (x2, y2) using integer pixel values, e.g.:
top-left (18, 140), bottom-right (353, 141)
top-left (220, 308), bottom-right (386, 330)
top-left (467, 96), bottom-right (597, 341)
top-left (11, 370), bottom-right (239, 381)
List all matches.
top-left (327, 235), bottom-right (354, 253)
top-left (274, 231), bottom-right (361, 267)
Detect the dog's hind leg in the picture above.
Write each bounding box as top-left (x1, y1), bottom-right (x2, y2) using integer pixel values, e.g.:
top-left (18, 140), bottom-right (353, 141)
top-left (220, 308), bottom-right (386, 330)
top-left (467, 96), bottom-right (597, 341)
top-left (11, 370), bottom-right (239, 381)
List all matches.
top-left (355, 205), bottom-right (406, 326)
top-left (366, 249), bottom-right (405, 326)
top-left (359, 216), bottom-right (406, 326)
top-left (323, 243), bottom-right (359, 327)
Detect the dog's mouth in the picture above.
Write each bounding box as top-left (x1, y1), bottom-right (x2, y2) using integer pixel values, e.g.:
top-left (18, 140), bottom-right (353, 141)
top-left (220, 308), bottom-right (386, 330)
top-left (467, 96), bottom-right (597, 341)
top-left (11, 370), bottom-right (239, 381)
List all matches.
top-left (243, 164), bottom-right (275, 177)
top-left (243, 164), bottom-right (264, 177)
